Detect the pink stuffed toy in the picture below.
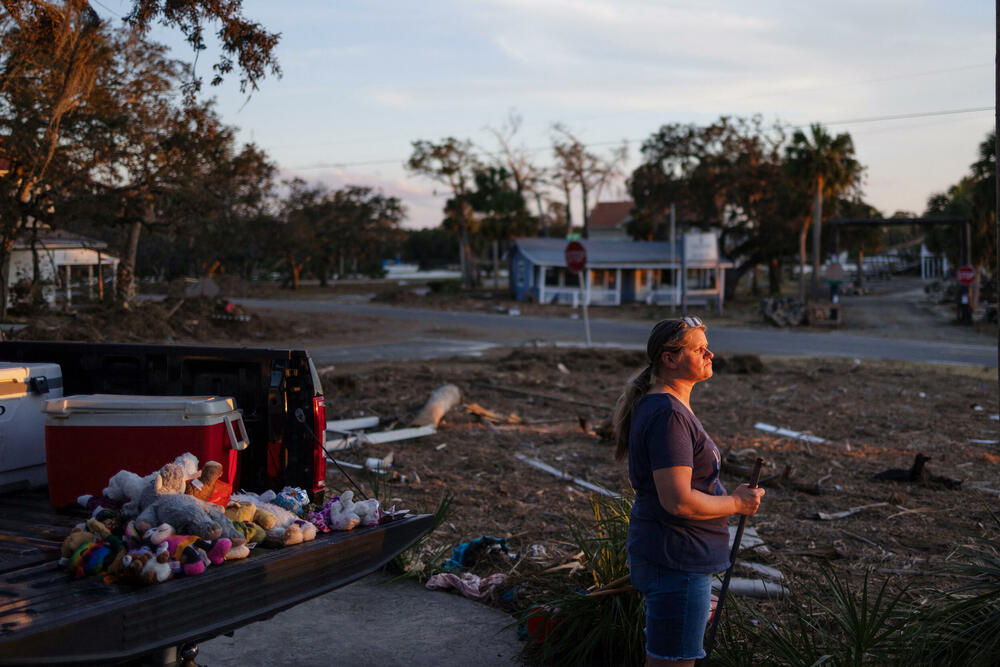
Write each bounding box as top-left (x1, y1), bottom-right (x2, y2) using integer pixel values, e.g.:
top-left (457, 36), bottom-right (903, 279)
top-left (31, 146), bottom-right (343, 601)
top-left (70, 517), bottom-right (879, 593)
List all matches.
top-left (145, 523), bottom-right (230, 576)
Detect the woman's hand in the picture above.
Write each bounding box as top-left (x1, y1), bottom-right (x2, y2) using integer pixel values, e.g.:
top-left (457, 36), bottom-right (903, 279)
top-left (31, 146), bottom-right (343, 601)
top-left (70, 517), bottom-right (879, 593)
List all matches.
top-left (731, 483), bottom-right (765, 515)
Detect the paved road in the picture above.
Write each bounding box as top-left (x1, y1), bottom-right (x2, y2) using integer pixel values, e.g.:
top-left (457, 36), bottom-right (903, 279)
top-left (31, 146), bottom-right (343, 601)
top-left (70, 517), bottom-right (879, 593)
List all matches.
top-left (237, 298), bottom-right (997, 368)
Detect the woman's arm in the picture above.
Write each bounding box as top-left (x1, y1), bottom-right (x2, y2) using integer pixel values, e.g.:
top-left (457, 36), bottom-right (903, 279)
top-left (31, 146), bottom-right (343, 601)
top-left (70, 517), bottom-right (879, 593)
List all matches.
top-left (653, 467), bottom-right (763, 520)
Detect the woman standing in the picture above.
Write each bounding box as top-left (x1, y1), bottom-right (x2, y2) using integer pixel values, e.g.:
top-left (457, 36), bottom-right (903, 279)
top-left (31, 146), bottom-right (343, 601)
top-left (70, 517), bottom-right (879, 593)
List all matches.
top-left (613, 317), bottom-right (764, 667)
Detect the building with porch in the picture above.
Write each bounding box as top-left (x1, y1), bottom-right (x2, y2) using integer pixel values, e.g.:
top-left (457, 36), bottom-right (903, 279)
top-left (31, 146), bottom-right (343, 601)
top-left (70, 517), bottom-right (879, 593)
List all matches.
top-left (508, 233), bottom-right (733, 312)
top-left (6, 226), bottom-right (118, 309)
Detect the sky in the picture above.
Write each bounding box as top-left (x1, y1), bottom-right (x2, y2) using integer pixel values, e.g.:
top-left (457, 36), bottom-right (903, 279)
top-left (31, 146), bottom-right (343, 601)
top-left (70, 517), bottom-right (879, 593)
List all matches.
top-left (97, 0), bottom-right (994, 230)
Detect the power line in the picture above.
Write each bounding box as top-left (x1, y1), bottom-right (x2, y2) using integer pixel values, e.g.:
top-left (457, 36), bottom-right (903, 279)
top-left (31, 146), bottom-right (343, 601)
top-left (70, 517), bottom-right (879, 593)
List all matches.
top-left (285, 105), bottom-right (994, 172)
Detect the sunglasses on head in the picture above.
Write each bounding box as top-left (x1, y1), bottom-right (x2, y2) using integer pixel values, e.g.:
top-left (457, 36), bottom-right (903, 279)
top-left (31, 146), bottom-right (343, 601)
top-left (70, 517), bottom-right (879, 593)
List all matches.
top-left (680, 316), bottom-right (703, 328)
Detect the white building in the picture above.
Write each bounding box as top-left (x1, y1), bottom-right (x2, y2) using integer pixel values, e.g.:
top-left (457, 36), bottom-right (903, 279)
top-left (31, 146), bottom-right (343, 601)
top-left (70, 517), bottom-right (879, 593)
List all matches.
top-left (6, 226), bottom-right (118, 309)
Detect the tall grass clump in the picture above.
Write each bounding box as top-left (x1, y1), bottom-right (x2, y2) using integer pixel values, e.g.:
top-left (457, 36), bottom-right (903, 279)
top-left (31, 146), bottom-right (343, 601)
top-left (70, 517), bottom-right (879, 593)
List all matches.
top-left (520, 492), bottom-right (647, 667)
top-left (899, 502), bottom-right (1000, 665)
top-left (713, 567), bottom-right (912, 667)
top-left (389, 490), bottom-right (455, 581)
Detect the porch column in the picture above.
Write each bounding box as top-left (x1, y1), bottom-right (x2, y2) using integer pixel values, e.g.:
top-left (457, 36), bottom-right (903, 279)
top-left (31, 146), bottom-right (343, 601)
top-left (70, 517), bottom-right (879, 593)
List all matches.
top-left (538, 266), bottom-right (546, 304)
top-left (585, 269), bottom-right (592, 306)
top-left (88, 265), bottom-right (94, 300)
top-left (64, 265), bottom-right (71, 306)
top-left (615, 268), bottom-right (622, 305)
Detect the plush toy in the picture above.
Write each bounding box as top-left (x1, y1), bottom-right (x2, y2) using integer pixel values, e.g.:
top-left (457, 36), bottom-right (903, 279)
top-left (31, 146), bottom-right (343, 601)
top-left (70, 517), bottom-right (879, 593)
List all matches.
top-left (232, 491), bottom-right (318, 546)
top-left (340, 490), bottom-right (382, 527)
top-left (264, 519), bottom-right (317, 547)
top-left (115, 547), bottom-right (171, 585)
top-left (66, 531), bottom-right (125, 579)
top-left (141, 549), bottom-right (174, 583)
top-left (60, 518), bottom-right (111, 565)
top-left (232, 492), bottom-right (298, 529)
top-left (102, 469), bottom-right (146, 509)
top-left (135, 494), bottom-right (223, 540)
top-left (304, 508), bottom-right (329, 533)
top-left (185, 461), bottom-right (223, 500)
top-left (321, 495), bottom-right (361, 532)
top-left (224, 501), bottom-right (255, 523)
top-left (272, 487), bottom-right (310, 516)
top-left (230, 520), bottom-right (266, 545)
top-left (224, 543), bottom-right (252, 560)
top-left (224, 499), bottom-right (277, 531)
top-left (200, 500), bottom-right (248, 546)
top-left (124, 462), bottom-right (189, 517)
top-left (145, 524), bottom-right (231, 576)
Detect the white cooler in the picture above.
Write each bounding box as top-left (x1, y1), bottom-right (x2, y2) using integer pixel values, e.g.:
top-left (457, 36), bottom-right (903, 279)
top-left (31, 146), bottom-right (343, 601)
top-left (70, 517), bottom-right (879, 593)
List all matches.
top-left (0, 362), bottom-right (63, 490)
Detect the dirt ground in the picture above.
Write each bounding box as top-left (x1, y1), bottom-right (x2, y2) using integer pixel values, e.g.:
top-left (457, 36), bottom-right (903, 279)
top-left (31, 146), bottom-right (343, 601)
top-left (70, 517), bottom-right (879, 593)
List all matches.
top-left (5, 278), bottom-right (998, 616)
top-left (321, 347), bottom-right (999, 613)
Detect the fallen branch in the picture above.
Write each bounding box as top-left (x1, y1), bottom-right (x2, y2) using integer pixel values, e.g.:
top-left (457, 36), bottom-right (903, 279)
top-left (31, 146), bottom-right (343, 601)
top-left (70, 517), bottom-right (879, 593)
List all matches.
top-left (412, 384), bottom-right (462, 427)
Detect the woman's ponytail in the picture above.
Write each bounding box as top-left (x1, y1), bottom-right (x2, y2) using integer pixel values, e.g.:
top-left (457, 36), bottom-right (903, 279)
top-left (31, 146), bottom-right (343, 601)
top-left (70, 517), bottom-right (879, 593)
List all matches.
top-left (612, 365), bottom-right (653, 461)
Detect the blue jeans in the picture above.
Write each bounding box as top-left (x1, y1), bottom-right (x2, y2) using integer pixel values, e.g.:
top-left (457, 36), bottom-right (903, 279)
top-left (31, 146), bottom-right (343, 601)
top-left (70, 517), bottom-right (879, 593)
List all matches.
top-left (629, 560), bottom-right (712, 662)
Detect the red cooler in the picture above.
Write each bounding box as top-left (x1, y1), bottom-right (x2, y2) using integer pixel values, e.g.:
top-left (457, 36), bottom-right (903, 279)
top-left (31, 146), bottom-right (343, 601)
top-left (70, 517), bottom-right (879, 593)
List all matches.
top-left (43, 394), bottom-right (249, 508)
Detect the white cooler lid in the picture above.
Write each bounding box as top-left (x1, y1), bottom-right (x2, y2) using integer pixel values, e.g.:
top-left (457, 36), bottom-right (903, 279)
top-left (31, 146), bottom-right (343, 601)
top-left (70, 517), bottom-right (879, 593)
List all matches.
top-left (0, 362), bottom-right (62, 383)
top-left (43, 394), bottom-right (236, 417)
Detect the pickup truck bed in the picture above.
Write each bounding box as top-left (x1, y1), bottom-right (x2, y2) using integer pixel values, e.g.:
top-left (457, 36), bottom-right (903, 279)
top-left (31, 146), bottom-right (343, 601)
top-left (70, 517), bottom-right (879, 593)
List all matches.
top-left (0, 487), bottom-right (433, 665)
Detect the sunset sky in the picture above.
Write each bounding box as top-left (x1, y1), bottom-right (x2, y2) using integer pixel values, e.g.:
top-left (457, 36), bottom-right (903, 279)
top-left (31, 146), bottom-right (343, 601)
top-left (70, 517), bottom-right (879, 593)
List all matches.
top-left (102, 0), bottom-right (994, 229)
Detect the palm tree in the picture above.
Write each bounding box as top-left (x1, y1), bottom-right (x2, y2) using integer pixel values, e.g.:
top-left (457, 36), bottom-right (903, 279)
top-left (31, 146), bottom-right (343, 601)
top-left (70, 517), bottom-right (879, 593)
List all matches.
top-left (784, 124), bottom-right (862, 300)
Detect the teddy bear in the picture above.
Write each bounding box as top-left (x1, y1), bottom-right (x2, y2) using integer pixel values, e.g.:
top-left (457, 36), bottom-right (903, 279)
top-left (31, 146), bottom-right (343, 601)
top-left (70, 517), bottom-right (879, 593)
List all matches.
top-left (114, 547), bottom-right (172, 585)
top-left (340, 490), bottom-right (382, 527)
top-left (185, 461), bottom-right (226, 505)
top-left (124, 461), bottom-right (189, 517)
top-left (319, 494), bottom-right (360, 531)
top-left (224, 500), bottom-right (275, 529)
top-left (231, 491), bottom-right (317, 547)
top-left (145, 523), bottom-right (231, 576)
top-left (105, 453), bottom-right (200, 517)
top-left (141, 549), bottom-right (174, 583)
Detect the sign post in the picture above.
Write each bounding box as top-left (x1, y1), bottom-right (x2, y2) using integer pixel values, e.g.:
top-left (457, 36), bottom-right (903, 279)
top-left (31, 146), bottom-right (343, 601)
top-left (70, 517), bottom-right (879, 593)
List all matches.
top-left (565, 241), bottom-right (591, 346)
top-left (956, 264), bottom-right (975, 324)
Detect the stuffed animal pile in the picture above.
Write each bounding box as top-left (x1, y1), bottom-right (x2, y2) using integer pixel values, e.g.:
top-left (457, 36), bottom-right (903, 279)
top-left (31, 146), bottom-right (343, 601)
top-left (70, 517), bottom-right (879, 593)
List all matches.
top-left (61, 456), bottom-right (389, 586)
top-left (63, 453), bottom-right (254, 584)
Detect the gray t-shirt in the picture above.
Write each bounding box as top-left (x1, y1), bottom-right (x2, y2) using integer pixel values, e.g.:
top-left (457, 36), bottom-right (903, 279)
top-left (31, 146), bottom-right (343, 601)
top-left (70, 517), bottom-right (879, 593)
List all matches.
top-left (626, 393), bottom-right (730, 573)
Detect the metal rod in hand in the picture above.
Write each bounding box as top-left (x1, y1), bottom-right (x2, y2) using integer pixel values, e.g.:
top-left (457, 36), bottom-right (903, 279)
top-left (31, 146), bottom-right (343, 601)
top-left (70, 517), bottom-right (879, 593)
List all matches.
top-left (702, 457), bottom-right (764, 663)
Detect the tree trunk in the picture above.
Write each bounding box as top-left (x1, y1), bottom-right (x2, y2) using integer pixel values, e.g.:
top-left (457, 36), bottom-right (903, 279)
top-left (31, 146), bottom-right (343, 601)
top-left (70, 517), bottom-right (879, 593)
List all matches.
top-left (768, 258), bottom-right (782, 295)
top-left (857, 249), bottom-right (865, 289)
top-left (116, 220), bottom-right (143, 305)
top-left (563, 184), bottom-right (573, 236)
top-left (971, 261), bottom-right (983, 311)
top-left (492, 240), bottom-right (499, 289)
top-left (581, 183), bottom-right (590, 239)
top-left (798, 220), bottom-right (809, 301)
top-left (534, 192), bottom-right (547, 236)
top-left (811, 176), bottom-right (823, 299)
top-left (459, 224), bottom-right (472, 289)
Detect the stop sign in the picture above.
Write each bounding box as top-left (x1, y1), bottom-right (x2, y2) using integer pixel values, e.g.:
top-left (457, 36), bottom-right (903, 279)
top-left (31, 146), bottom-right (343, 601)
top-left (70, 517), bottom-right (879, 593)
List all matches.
top-left (956, 265), bottom-right (976, 285)
top-left (565, 241), bottom-right (587, 273)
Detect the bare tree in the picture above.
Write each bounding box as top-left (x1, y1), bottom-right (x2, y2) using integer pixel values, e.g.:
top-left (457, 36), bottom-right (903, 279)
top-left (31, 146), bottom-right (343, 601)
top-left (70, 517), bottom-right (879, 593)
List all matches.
top-left (406, 138), bottom-right (482, 288)
top-left (484, 110), bottom-right (549, 234)
top-left (550, 124), bottom-right (627, 238)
